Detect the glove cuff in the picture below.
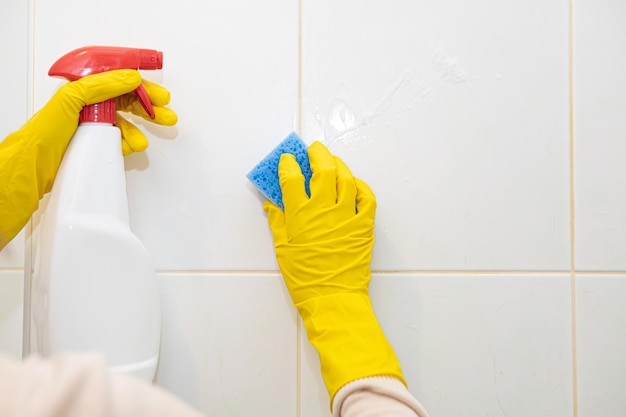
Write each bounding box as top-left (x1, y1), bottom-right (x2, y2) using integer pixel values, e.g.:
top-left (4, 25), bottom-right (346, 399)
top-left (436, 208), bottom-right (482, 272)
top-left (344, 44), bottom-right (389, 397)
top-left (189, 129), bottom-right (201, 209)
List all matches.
top-left (296, 293), bottom-right (407, 406)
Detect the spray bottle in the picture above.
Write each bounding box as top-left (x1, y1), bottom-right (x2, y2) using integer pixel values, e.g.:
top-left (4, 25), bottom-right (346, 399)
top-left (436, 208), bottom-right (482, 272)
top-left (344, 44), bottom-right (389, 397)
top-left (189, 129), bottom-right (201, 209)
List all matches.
top-left (31, 46), bottom-right (163, 381)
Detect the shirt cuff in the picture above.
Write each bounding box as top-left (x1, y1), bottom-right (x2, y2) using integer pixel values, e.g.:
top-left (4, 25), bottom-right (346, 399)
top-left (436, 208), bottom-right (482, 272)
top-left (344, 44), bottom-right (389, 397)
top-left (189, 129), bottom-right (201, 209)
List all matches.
top-left (332, 376), bottom-right (429, 417)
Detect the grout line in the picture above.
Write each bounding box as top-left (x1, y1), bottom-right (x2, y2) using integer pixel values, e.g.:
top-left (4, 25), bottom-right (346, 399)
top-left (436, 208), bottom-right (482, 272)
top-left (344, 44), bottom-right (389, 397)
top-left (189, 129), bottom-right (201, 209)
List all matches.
top-left (569, 0), bottom-right (579, 414)
top-left (22, 0), bottom-right (36, 360)
top-left (374, 270), bottom-right (573, 276)
top-left (297, 1), bottom-right (303, 416)
top-left (26, 3), bottom-right (35, 119)
top-left (155, 270), bottom-right (283, 276)
top-left (297, 0), bottom-right (303, 137)
top-left (0, 268), bottom-right (26, 273)
top-left (153, 269), bottom-right (626, 278)
top-left (297, 313), bottom-right (302, 417)
top-left (155, 269), bottom-right (578, 276)
top-left (575, 271), bottom-right (626, 275)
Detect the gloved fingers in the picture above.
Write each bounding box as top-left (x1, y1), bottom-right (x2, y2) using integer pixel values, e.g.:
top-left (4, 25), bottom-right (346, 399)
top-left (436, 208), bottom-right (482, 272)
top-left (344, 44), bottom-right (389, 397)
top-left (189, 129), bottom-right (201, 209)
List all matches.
top-left (141, 79), bottom-right (172, 107)
top-left (308, 141), bottom-right (338, 207)
top-left (333, 155), bottom-right (357, 214)
top-left (151, 106), bottom-right (178, 126)
top-left (58, 70), bottom-right (142, 112)
top-left (263, 200), bottom-right (288, 244)
top-left (278, 153), bottom-right (309, 210)
top-left (116, 115), bottom-right (149, 155)
top-left (117, 101), bottom-right (179, 126)
top-left (354, 178), bottom-right (377, 220)
top-left (116, 87), bottom-right (178, 126)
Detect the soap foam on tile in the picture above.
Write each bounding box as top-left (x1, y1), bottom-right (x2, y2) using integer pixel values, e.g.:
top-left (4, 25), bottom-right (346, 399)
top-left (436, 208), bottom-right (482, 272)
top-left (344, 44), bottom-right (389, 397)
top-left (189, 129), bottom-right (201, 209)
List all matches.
top-left (246, 132), bottom-right (312, 210)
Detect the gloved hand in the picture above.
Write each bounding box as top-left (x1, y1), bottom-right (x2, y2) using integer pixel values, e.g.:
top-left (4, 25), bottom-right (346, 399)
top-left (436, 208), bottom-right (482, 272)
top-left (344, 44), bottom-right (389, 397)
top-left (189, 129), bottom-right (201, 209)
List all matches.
top-left (263, 141), bottom-right (406, 408)
top-left (0, 69), bottom-right (177, 249)
top-left (113, 75), bottom-right (178, 155)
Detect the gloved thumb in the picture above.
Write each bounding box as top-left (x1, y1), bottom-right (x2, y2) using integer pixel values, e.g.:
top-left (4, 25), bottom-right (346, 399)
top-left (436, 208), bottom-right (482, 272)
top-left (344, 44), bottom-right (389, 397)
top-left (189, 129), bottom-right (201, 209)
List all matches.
top-left (54, 69), bottom-right (142, 114)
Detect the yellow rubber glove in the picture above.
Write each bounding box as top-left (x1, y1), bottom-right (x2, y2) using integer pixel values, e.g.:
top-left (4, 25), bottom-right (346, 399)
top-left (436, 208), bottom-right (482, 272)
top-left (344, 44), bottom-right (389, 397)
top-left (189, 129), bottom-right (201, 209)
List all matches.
top-left (0, 69), bottom-right (177, 249)
top-left (115, 77), bottom-right (177, 155)
top-left (263, 141), bottom-right (406, 408)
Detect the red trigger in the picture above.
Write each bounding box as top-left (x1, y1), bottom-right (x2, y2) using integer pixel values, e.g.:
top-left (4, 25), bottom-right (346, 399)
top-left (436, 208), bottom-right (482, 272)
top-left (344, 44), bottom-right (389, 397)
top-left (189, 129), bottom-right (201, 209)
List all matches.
top-left (135, 84), bottom-right (155, 119)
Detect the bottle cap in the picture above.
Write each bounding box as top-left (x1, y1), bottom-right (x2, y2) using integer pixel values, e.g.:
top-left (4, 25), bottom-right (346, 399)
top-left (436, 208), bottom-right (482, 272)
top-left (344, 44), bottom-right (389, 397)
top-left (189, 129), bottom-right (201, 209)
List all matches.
top-left (48, 46), bottom-right (163, 124)
top-left (79, 99), bottom-right (116, 124)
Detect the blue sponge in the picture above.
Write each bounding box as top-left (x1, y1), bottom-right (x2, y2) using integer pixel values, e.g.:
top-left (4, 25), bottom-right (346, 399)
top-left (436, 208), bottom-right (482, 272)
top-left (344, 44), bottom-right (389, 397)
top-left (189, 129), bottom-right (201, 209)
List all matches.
top-left (247, 132), bottom-right (312, 209)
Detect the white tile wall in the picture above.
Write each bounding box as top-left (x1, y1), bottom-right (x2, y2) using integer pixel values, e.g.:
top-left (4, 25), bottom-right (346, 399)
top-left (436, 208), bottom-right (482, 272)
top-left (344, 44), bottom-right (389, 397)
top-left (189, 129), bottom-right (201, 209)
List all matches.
top-left (301, 0), bottom-right (571, 271)
top-left (155, 274), bottom-right (298, 416)
top-left (0, 0), bottom-right (28, 268)
top-left (0, 230), bottom-right (25, 270)
top-left (577, 275), bottom-right (626, 415)
top-left (0, 271), bottom-right (23, 358)
top-left (0, 0), bottom-right (29, 138)
top-left (302, 274), bottom-right (574, 417)
top-left (1, 0), bottom-right (625, 415)
top-left (31, 0), bottom-right (298, 271)
top-left (573, 2), bottom-right (626, 413)
top-left (0, 0), bottom-right (29, 359)
top-left (574, 0), bottom-right (626, 271)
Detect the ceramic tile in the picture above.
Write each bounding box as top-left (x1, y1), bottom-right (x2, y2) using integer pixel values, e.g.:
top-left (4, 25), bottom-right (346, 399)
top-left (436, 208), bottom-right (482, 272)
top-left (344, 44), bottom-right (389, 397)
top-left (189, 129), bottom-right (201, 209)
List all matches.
top-left (0, 0), bottom-right (28, 267)
top-left (0, 271), bottom-right (23, 358)
top-left (155, 273), bottom-right (297, 416)
top-left (0, 0), bottom-right (28, 132)
top-left (32, 0), bottom-right (298, 271)
top-left (577, 274), bottom-right (626, 414)
top-left (301, 274), bottom-right (574, 417)
top-left (301, 0), bottom-right (571, 271)
top-left (0, 230), bottom-right (25, 269)
top-left (574, 0), bottom-right (626, 271)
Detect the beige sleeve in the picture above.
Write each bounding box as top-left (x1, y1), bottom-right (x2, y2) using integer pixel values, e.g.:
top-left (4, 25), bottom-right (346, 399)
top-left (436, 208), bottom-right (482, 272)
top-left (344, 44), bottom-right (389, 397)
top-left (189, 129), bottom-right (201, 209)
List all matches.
top-left (332, 376), bottom-right (430, 417)
top-left (0, 353), bottom-right (204, 417)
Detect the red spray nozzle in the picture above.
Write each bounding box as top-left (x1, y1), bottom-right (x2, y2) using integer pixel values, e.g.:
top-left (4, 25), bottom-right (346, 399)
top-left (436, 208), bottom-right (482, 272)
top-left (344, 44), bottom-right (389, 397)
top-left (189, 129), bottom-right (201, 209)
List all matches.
top-left (48, 46), bottom-right (163, 123)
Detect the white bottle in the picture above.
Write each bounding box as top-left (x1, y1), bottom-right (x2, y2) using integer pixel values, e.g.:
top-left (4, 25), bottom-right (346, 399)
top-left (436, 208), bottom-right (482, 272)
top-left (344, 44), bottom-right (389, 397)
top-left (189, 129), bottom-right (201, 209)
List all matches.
top-left (31, 46), bottom-right (165, 381)
top-left (32, 100), bottom-right (161, 381)
top-left (33, 117), bottom-right (161, 381)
